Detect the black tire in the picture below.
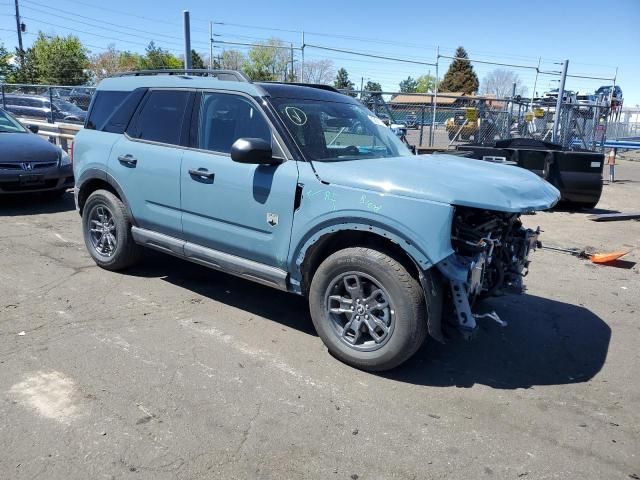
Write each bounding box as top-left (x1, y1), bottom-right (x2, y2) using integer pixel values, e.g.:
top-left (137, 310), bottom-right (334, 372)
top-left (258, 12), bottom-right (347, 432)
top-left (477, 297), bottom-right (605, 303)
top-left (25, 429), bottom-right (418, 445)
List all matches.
top-left (82, 189), bottom-right (141, 271)
top-left (309, 247), bottom-right (427, 371)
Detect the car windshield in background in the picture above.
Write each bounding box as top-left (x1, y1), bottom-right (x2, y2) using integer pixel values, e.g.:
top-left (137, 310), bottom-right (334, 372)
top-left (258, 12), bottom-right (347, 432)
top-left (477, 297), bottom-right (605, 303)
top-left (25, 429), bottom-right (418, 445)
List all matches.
top-left (270, 97), bottom-right (412, 162)
top-left (55, 99), bottom-right (85, 115)
top-left (0, 110), bottom-right (27, 133)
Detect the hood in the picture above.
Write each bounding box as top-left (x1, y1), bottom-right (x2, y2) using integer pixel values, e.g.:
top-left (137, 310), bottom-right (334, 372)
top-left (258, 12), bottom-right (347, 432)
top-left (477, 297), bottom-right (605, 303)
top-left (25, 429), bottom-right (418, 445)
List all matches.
top-left (312, 153), bottom-right (561, 213)
top-left (0, 132), bottom-right (61, 163)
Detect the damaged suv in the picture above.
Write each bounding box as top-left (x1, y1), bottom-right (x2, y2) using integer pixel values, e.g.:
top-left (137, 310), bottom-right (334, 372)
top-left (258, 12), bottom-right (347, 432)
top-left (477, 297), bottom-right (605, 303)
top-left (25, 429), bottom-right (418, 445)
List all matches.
top-left (73, 70), bottom-right (560, 371)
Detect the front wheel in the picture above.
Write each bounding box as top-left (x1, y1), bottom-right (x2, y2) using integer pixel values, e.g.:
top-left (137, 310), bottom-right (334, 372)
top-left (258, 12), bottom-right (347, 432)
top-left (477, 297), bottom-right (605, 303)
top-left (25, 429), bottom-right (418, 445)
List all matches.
top-left (309, 247), bottom-right (427, 371)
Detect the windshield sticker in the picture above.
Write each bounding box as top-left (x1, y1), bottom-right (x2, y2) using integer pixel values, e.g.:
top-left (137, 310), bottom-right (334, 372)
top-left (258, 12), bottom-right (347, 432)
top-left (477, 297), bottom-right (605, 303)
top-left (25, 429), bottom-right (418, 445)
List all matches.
top-left (285, 106), bottom-right (308, 126)
top-left (368, 115), bottom-right (386, 127)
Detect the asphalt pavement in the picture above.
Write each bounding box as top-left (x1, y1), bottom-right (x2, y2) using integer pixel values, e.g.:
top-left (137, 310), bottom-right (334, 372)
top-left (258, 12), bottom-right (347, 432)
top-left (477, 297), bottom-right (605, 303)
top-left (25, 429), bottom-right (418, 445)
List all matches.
top-left (1, 159), bottom-right (639, 480)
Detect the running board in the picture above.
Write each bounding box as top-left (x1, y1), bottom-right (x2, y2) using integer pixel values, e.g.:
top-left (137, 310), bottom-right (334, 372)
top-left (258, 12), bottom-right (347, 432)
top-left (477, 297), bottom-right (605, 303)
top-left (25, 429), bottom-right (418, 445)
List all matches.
top-left (131, 227), bottom-right (289, 291)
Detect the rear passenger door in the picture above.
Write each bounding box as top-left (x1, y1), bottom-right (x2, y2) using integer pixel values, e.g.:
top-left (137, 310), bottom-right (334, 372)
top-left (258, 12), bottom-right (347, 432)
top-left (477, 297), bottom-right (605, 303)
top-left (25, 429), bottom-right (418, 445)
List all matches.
top-left (108, 89), bottom-right (193, 238)
top-left (180, 91), bottom-right (299, 269)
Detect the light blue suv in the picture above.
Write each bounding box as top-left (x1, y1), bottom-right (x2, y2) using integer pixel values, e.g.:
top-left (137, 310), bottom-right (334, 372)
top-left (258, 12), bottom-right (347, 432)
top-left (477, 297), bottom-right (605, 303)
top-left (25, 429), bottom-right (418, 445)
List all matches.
top-left (73, 70), bottom-right (560, 371)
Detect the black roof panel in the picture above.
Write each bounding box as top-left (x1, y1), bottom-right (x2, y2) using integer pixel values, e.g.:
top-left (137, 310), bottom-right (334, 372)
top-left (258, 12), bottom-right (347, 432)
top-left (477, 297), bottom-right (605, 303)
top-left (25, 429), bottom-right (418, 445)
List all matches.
top-left (257, 82), bottom-right (360, 104)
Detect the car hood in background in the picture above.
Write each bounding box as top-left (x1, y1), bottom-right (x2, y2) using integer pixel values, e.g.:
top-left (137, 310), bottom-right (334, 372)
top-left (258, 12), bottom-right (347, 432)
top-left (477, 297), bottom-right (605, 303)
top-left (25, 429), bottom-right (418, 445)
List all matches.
top-left (0, 133), bottom-right (61, 163)
top-left (312, 153), bottom-right (561, 213)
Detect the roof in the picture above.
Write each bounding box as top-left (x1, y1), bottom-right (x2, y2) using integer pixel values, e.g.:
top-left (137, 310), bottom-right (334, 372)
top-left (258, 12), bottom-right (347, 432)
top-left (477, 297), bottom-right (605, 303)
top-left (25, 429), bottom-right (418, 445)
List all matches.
top-left (97, 74), bottom-right (264, 97)
top-left (96, 71), bottom-right (355, 104)
top-left (389, 93), bottom-right (467, 105)
top-left (257, 82), bottom-right (359, 104)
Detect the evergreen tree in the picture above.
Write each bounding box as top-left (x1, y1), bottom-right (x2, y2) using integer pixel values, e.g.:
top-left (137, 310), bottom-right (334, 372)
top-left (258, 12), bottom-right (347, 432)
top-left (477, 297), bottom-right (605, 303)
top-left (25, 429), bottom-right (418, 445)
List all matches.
top-left (399, 76), bottom-right (417, 93)
top-left (334, 68), bottom-right (355, 96)
top-left (191, 50), bottom-right (205, 69)
top-left (140, 41), bottom-right (182, 70)
top-left (9, 47), bottom-right (39, 84)
top-left (362, 80), bottom-right (382, 105)
top-left (0, 43), bottom-right (14, 81)
top-left (438, 46), bottom-right (478, 94)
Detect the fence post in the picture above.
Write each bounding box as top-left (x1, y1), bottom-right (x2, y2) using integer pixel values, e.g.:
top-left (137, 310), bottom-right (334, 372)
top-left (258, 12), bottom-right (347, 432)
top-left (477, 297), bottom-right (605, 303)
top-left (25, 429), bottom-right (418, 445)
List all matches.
top-left (551, 59), bottom-right (568, 143)
top-left (1, 84), bottom-right (5, 110)
top-left (419, 105), bottom-right (425, 146)
top-left (429, 46), bottom-right (439, 147)
top-left (48, 86), bottom-right (54, 124)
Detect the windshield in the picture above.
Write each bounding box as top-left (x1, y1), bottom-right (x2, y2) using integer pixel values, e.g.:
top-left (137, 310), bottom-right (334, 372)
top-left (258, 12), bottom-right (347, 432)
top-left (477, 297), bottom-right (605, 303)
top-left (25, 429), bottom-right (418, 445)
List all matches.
top-left (54, 99), bottom-right (85, 115)
top-left (270, 97), bottom-right (412, 162)
top-left (0, 110), bottom-right (27, 133)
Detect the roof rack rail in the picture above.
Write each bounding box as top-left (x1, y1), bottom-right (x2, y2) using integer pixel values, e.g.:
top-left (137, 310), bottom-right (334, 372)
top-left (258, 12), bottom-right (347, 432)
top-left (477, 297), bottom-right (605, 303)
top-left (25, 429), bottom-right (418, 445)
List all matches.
top-left (114, 69), bottom-right (250, 82)
top-left (259, 81), bottom-right (341, 93)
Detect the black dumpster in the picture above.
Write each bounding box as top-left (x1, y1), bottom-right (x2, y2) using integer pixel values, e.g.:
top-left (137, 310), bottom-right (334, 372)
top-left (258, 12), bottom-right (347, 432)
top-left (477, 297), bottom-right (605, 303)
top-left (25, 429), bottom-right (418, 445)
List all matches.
top-left (456, 139), bottom-right (604, 209)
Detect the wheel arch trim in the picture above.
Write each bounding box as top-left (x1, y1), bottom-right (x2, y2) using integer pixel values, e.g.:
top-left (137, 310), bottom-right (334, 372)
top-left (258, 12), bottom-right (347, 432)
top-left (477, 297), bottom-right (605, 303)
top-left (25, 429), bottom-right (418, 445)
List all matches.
top-left (76, 168), bottom-right (136, 225)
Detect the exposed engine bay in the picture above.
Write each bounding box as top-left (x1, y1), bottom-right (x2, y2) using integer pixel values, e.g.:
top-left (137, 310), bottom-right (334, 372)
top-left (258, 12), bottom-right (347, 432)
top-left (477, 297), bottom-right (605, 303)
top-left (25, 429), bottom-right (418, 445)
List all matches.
top-left (451, 207), bottom-right (540, 298)
top-left (435, 206), bottom-right (540, 338)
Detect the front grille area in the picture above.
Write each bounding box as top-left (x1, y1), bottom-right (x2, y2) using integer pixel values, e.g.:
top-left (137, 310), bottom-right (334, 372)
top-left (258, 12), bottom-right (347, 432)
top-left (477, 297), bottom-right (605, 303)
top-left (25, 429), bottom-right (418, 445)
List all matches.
top-left (0, 163), bottom-right (22, 170)
top-left (0, 160), bottom-right (59, 171)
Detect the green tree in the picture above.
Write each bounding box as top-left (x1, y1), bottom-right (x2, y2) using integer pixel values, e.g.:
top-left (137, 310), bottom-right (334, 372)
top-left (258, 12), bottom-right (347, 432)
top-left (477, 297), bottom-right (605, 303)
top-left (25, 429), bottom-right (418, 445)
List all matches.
top-left (191, 50), bottom-right (205, 69)
top-left (438, 46), bottom-right (478, 94)
top-left (139, 41), bottom-right (181, 70)
top-left (334, 67), bottom-right (355, 96)
top-left (0, 43), bottom-right (14, 81)
top-left (362, 80), bottom-right (382, 105)
top-left (30, 32), bottom-right (89, 85)
top-left (243, 39), bottom-right (288, 81)
top-left (7, 47), bottom-right (38, 83)
top-left (399, 76), bottom-right (417, 93)
top-left (415, 74), bottom-right (436, 93)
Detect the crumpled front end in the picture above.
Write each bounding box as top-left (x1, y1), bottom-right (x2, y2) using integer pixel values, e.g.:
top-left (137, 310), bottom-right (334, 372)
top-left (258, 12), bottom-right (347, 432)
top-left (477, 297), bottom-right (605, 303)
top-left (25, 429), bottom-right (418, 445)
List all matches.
top-left (434, 206), bottom-right (540, 338)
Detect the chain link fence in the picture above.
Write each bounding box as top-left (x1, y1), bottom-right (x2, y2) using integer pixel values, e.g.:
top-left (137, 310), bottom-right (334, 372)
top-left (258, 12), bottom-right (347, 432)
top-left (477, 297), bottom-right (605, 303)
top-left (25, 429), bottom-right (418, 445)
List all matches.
top-left (348, 90), bottom-right (622, 152)
top-left (1, 84), bottom-right (95, 125)
top-left (0, 81), bottom-right (630, 152)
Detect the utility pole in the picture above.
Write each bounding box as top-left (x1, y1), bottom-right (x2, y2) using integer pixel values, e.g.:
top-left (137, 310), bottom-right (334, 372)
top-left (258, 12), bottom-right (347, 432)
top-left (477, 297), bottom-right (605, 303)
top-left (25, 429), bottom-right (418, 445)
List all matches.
top-left (183, 10), bottom-right (192, 70)
top-left (290, 43), bottom-right (294, 82)
top-left (209, 21), bottom-right (213, 70)
top-left (551, 59), bottom-right (568, 144)
top-left (300, 31), bottom-right (305, 82)
top-left (14, 0), bottom-right (24, 70)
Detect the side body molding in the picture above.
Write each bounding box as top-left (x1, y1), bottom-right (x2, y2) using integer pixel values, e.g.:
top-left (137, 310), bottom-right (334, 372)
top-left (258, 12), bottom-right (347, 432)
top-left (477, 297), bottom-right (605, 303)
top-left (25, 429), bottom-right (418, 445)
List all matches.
top-left (131, 227), bottom-right (289, 291)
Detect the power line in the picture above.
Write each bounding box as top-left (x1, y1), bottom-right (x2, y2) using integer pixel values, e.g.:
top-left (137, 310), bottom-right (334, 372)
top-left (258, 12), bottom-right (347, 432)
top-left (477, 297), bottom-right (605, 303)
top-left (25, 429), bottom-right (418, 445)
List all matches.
top-left (21, 0), bottom-right (185, 43)
top-left (306, 44), bottom-right (436, 67)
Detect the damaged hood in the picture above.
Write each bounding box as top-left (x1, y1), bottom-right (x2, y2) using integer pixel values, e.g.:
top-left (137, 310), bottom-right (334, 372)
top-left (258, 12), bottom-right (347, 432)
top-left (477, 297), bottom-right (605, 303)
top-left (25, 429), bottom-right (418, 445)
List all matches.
top-left (312, 153), bottom-right (560, 212)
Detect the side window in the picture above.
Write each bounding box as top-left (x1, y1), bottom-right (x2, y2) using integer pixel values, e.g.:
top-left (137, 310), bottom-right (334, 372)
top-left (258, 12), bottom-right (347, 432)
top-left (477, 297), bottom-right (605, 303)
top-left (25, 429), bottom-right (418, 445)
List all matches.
top-left (129, 90), bottom-right (190, 145)
top-left (86, 90), bottom-right (130, 130)
top-left (197, 93), bottom-right (271, 154)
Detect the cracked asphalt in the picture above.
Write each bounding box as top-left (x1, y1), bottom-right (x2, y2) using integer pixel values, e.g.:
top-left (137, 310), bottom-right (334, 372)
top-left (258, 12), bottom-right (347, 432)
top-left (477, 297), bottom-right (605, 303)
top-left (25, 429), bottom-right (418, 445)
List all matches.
top-left (1, 158), bottom-right (639, 479)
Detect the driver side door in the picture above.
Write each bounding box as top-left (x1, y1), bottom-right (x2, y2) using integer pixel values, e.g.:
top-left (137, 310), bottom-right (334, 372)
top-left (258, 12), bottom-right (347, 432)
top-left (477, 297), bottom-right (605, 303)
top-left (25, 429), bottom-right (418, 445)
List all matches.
top-left (180, 91), bottom-right (299, 269)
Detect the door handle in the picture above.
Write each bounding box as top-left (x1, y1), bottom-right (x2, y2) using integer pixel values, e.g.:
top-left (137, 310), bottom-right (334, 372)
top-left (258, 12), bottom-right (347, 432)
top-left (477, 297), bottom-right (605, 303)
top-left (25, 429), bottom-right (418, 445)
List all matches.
top-left (118, 154), bottom-right (137, 167)
top-left (188, 168), bottom-right (215, 180)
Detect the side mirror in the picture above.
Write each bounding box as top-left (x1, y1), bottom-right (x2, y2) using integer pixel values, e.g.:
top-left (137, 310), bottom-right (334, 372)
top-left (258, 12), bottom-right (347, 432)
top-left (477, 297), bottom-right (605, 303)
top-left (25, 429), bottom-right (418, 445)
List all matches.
top-left (230, 138), bottom-right (282, 165)
top-left (27, 124), bottom-right (39, 134)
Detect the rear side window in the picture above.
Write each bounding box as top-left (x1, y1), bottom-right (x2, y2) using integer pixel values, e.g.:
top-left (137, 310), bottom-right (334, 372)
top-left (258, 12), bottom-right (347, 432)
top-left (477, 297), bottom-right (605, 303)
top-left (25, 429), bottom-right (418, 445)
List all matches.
top-left (86, 90), bottom-right (130, 131)
top-left (128, 90), bottom-right (190, 145)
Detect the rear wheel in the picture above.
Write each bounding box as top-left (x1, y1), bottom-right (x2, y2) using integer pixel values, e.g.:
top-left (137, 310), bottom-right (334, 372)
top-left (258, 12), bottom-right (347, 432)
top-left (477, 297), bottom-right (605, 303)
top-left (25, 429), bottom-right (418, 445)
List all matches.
top-left (82, 190), bottom-right (141, 270)
top-left (309, 247), bottom-right (427, 371)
